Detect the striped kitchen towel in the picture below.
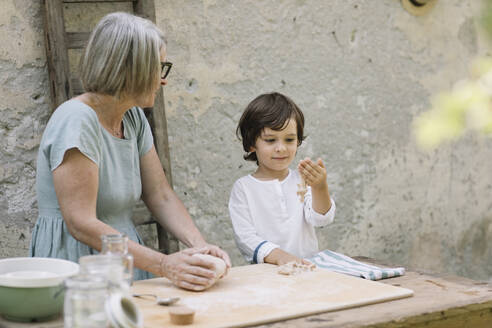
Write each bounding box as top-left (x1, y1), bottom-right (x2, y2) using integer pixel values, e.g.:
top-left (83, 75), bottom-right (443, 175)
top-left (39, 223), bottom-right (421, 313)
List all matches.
top-left (307, 249), bottom-right (405, 280)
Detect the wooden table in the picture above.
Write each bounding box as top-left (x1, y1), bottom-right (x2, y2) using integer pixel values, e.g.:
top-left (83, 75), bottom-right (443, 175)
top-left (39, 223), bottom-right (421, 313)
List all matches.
top-left (2, 260), bottom-right (492, 328)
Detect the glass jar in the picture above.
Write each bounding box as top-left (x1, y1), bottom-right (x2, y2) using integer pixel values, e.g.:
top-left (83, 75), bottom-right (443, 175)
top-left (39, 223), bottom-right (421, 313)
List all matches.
top-left (101, 233), bottom-right (134, 286)
top-left (64, 274), bottom-right (108, 328)
top-left (79, 254), bottom-right (129, 292)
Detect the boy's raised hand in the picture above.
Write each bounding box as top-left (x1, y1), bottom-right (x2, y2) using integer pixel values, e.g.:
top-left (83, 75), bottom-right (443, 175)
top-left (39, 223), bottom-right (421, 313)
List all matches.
top-left (298, 157), bottom-right (328, 190)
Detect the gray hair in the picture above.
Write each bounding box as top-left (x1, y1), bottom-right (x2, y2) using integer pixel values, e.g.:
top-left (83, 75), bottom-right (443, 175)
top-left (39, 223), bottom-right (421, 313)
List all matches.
top-left (80, 12), bottom-right (166, 98)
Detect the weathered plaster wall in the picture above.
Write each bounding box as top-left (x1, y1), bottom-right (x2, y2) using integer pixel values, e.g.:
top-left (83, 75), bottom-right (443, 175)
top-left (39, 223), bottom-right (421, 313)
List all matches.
top-left (155, 0), bottom-right (492, 279)
top-left (0, 0), bottom-right (491, 281)
top-left (0, 0), bottom-right (48, 258)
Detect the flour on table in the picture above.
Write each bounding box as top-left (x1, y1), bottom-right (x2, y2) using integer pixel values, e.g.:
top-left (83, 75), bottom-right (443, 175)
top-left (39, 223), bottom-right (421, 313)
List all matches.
top-left (180, 280), bottom-right (296, 313)
top-left (278, 261), bottom-right (316, 275)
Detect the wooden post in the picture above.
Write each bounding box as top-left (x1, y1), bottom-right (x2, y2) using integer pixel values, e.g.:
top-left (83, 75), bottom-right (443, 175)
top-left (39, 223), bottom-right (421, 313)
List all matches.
top-left (134, 0), bottom-right (179, 254)
top-left (43, 0), bottom-right (72, 111)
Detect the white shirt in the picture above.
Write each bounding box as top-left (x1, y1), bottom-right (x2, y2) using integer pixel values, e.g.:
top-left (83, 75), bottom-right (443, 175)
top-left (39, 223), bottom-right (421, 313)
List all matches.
top-left (228, 169), bottom-right (335, 263)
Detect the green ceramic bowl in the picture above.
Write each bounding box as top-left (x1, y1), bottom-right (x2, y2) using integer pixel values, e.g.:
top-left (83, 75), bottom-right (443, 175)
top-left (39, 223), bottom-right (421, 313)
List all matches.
top-left (0, 257), bottom-right (79, 322)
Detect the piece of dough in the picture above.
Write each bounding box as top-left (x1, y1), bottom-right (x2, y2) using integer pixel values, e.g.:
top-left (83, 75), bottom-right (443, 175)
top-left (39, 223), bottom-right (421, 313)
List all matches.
top-left (278, 261), bottom-right (316, 275)
top-left (192, 253), bottom-right (226, 286)
top-left (297, 178), bottom-right (307, 202)
top-left (169, 306), bottom-right (195, 325)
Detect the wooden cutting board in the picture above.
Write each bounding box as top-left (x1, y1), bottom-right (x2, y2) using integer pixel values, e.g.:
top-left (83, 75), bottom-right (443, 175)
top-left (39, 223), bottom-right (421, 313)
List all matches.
top-left (131, 263), bottom-right (413, 328)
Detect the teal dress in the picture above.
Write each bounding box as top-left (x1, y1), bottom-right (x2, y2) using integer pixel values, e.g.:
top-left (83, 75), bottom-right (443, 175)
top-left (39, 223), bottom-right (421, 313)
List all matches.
top-left (30, 99), bottom-right (154, 280)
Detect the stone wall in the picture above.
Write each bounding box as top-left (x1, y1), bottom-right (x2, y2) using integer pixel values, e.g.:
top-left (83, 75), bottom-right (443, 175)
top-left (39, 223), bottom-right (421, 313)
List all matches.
top-left (1, 0), bottom-right (491, 281)
top-left (0, 0), bottom-right (48, 258)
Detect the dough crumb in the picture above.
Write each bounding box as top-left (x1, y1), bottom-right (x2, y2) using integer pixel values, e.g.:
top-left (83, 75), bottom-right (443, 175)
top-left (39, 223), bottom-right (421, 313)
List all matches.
top-left (278, 261), bottom-right (316, 275)
top-left (297, 179), bottom-right (307, 202)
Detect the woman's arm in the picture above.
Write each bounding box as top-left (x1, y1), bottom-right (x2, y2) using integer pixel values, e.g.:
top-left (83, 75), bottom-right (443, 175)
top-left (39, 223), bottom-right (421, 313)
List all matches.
top-left (53, 148), bottom-right (219, 290)
top-left (139, 146), bottom-right (231, 267)
top-left (140, 147), bottom-right (205, 247)
top-left (53, 148), bottom-right (163, 273)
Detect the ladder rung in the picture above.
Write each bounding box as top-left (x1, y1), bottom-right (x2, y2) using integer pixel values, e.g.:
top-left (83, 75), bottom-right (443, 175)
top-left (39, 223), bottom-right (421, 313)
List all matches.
top-left (71, 78), bottom-right (84, 95)
top-left (136, 217), bottom-right (157, 226)
top-left (66, 32), bottom-right (90, 49)
top-left (63, 0), bottom-right (136, 3)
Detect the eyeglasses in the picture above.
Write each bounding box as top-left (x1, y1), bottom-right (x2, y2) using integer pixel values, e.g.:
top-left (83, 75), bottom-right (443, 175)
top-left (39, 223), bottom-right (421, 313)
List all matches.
top-left (161, 61), bottom-right (172, 80)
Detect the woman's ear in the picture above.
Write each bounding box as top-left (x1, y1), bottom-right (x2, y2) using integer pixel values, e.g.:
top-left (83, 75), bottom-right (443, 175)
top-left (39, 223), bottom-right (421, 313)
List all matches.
top-left (249, 146), bottom-right (256, 152)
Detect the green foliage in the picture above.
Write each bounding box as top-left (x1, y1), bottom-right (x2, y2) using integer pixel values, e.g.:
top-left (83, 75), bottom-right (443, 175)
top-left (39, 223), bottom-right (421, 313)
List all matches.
top-left (414, 2), bottom-right (492, 150)
top-left (481, 0), bottom-right (492, 40)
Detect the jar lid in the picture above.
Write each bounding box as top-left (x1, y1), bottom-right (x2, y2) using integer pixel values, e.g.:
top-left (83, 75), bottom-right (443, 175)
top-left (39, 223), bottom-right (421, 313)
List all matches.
top-left (64, 274), bottom-right (108, 290)
top-left (105, 293), bottom-right (143, 328)
top-left (79, 254), bottom-right (124, 267)
top-left (101, 233), bottom-right (128, 242)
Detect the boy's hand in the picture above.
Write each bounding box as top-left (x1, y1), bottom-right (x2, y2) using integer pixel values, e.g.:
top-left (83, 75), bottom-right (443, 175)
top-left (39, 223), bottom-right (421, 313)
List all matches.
top-left (298, 157), bottom-right (328, 190)
top-left (264, 248), bottom-right (311, 266)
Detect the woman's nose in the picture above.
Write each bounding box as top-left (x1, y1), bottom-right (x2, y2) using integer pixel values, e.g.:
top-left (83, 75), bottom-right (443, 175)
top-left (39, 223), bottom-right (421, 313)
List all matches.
top-left (161, 78), bottom-right (167, 86)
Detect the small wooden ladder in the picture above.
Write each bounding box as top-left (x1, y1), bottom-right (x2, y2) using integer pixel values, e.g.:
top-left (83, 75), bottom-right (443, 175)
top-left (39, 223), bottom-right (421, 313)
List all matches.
top-left (42, 0), bottom-right (179, 255)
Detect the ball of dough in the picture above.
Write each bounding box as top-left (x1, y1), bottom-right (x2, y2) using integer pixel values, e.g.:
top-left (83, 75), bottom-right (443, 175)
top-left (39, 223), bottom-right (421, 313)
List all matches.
top-left (192, 253), bottom-right (226, 283)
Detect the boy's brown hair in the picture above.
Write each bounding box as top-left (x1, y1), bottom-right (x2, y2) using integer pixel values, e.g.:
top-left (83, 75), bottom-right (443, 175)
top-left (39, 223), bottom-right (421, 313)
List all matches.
top-left (236, 92), bottom-right (305, 163)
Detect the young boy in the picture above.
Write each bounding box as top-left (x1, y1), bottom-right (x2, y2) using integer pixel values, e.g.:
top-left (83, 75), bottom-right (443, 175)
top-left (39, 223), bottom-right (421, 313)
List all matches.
top-left (229, 92), bottom-right (335, 265)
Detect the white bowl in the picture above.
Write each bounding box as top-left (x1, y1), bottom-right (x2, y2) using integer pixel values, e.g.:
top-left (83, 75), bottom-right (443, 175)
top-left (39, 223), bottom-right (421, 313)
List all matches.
top-left (0, 257), bottom-right (79, 288)
top-left (0, 257), bottom-right (79, 322)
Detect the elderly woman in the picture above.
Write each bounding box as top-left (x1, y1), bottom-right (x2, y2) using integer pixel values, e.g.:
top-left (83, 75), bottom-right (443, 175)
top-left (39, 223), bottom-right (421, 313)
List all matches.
top-left (30, 12), bottom-right (230, 291)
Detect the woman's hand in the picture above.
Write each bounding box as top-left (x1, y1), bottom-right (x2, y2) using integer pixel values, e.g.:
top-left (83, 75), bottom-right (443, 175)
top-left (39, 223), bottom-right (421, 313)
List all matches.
top-left (159, 246), bottom-right (231, 291)
top-left (199, 243), bottom-right (232, 268)
top-left (189, 243), bottom-right (232, 276)
top-left (298, 157), bottom-right (328, 190)
top-left (159, 247), bottom-right (218, 291)
top-left (264, 248), bottom-right (311, 266)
